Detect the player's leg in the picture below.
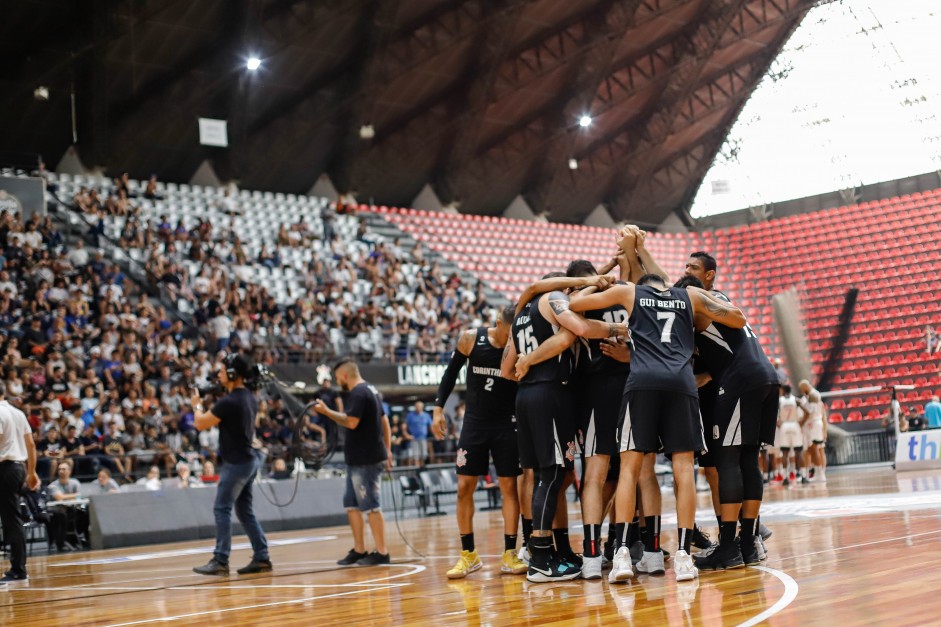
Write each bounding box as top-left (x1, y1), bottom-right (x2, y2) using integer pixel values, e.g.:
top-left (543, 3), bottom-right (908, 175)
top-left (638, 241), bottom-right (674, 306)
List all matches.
top-left (448, 425), bottom-right (486, 578)
top-left (609, 450), bottom-right (644, 583)
top-left (635, 452), bottom-right (666, 575)
top-left (491, 427), bottom-right (526, 575)
top-left (580, 453), bottom-right (610, 578)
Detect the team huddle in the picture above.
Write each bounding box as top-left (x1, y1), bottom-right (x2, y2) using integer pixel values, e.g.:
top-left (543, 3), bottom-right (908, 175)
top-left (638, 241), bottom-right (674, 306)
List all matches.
top-left (432, 225), bottom-right (824, 588)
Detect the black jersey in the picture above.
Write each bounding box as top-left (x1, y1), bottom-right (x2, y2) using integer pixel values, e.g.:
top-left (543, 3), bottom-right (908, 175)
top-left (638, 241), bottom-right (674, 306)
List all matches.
top-left (512, 294), bottom-right (570, 386)
top-left (695, 290), bottom-right (778, 393)
top-left (581, 293), bottom-right (630, 377)
top-left (465, 327), bottom-right (517, 423)
top-left (626, 284), bottom-right (697, 396)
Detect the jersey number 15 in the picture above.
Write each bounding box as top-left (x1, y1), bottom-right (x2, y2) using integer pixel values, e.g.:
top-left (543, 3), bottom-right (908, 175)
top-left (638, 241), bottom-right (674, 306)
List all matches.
top-left (516, 326), bottom-right (539, 355)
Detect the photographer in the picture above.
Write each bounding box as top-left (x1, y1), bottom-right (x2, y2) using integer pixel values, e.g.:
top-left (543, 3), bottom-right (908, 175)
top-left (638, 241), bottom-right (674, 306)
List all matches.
top-left (313, 359), bottom-right (391, 567)
top-left (191, 354), bottom-right (272, 577)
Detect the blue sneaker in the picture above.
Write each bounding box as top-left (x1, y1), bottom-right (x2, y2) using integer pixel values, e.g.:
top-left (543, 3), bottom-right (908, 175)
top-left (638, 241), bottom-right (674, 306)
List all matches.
top-left (526, 557), bottom-right (581, 583)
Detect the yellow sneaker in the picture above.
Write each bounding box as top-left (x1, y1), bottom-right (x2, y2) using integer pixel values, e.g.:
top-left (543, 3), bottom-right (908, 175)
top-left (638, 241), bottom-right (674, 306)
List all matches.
top-left (447, 550), bottom-right (482, 579)
top-left (501, 549), bottom-right (528, 575)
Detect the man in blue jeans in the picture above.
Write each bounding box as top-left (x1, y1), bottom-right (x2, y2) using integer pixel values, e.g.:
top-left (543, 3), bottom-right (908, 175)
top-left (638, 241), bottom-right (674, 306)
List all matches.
top-left (314, 359), bottom-right (392, 566)
top-left (191, 354), bottom-right (271, 576)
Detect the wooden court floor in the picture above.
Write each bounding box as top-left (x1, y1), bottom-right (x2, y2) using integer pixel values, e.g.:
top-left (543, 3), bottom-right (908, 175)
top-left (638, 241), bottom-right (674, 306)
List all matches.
top-left (4, 466), bottom-right (941, 626)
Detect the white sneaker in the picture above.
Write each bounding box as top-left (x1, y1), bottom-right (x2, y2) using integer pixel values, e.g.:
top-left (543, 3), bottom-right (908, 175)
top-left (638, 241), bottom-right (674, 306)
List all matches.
top-left (581, 555), bottom-right (603, 580)
top-left (518, 545), bottom-right (531, 566)
top-left (756, 537), bottom-right (767, 561)
top-left (635, 550), bottom-right (665, 575)
top-left (673, 549), bottom-right (698, 582)
top-left (607, 547), bottom-right (636, 583)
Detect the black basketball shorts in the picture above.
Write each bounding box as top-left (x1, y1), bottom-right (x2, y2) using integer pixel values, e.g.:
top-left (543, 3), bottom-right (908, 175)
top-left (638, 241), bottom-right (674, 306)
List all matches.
top-left (709, 383), bottom-right (779, 449)
top-left (617, 389), bottom-right (706, 455)
top-left (697, 380), bottom-right (719, 468)
top-left (516, 382), bottom-right (578, 470)
top-left (578, 374), bottom-right (628, 458)
top-left (455, 420), bottom-right (521, 478)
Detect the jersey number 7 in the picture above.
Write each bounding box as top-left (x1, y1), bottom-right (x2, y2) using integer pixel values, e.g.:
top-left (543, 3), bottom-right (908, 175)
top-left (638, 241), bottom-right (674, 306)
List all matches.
top-left (656, 312), bottom-right (675, 343)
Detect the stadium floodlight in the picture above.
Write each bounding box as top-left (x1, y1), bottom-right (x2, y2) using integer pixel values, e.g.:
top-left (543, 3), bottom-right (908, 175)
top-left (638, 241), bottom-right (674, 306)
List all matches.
top-left (568, 158), bottom-right (578, 170)
top-left (246, 56), bottom-right (262, 71)
top-left (578, 115), bottom-right (592, 128)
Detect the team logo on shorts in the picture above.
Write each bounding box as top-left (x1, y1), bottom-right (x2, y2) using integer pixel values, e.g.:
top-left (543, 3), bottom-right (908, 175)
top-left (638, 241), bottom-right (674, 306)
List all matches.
top-left (456, 448), bottom-right (468, 468)
top-left (713, 425), bottom-right (720, 440)
top-left (565, 441), bottom-right (577, 462)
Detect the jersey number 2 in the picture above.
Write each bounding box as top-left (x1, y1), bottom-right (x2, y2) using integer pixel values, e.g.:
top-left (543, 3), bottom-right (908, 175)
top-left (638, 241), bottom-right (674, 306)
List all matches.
top-left (656, 312), bottom-right (675, 343)
top-left (484, 377), bottom-right (494, 391)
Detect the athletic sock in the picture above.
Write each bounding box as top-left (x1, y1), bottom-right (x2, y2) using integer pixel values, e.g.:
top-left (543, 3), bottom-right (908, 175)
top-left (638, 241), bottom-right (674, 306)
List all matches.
top-left (740, 518), bottom-right (757, 546)
top-left (719, 521), bottom-right (737, 547)
top-left (607, 521), bottom-right (617, 548)
top-left (643, 516), bottom-right (661, 552)
top-left (461, 533), bottom-right (475, 552)
top-left (530, 536), bottom-right (552, 568)
top-left (521, 518), bottom-right (533, 547)
top-left (504, 534), bottom-right (518, 552)
top-left (583, 524), bottom-right (602, 557)
top-left (552, 528), bottom-right (570, 554)
top-left (678, 528), bottom-right (693, 554)
top-left (614, 522), bottom-right (627, 550)
top-left (628, 515), bottom-right (641, 545)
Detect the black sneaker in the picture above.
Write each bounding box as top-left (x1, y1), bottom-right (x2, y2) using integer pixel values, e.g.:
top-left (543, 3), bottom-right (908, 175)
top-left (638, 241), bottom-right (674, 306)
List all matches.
top-left (193, 558), bottom-right (229, 576)
top-left (526, 557), bottom-right (581, 583)
top-left (801, 476), bottom-right (810, 485)
top-left (740, 539), bottom-right (760, 566)
top-left (337, 549), bottom-right (368, 566)
top-left (692, 526), bottom-right (714, 550)
top-left (694, 542), bottom-right (744, 571)
top-left (557, 549), bottom-right (583, 572)
top-left (357, 551), bottom-right (391, 566)
top-left (758, 522), bottom-right (773, 541)
top-left (0, 571), bottom-right (28, 583)
top-left (237, 558), bottom-right (273, 575)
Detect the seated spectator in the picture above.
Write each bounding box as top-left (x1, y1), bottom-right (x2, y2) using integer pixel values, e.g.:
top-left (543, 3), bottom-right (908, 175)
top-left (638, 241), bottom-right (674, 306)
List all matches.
top-left (91, 469), bottom-right (121, 494)
top-left (199, 460), bottom-right (219, 484)
top-left (136, 465), bottom-right (163, 491)
top-left (268, 458), bottom-right (292, 480)
top-left (168, 461), bottom-right (202, 488)
top-left (46, 460), bottom-right (90, 550)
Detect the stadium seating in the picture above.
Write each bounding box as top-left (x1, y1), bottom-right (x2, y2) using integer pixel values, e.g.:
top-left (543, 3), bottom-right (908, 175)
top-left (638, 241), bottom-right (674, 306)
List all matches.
top-left (365, 190), bottom-right (941, 423)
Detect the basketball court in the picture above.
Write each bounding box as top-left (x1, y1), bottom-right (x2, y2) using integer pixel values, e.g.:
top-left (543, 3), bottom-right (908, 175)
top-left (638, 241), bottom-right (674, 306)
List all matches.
top-left (3, 466), bottom-right (935, 626)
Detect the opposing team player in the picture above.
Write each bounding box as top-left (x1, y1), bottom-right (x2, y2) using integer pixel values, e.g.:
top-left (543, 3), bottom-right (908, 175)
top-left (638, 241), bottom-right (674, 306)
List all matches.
top-left (567, 251), bottom-right (747, 584)
top-left (502, 274), bottom-right (628, 582)
top-left (798, 380), bottom-right (827, 482)
top-left (778, 384), bottom-right (806, 485)
top-left (432, 305), bottom-right (528, 578)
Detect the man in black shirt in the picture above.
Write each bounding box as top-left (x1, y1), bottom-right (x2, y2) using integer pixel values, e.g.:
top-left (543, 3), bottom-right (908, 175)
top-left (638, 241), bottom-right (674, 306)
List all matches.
top-left (569, 246), bottom-right (747, 585)
top-left (314, 359), bottom-right (392, 567)
top-left (191, 353), bottom-right (271, 576)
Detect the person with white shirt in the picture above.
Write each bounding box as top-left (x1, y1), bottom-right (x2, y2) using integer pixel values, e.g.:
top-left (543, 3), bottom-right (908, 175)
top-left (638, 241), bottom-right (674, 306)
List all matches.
top-left (0, 381), bottom-right (41, 584)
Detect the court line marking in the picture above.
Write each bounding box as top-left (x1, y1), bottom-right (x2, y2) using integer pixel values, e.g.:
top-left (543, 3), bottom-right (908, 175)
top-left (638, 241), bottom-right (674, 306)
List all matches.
top-left (50, 536), bottom-right (337, 566)
top-left (100, 584), bottom-right (406, 627)
top-left (735, 566), bottom-right (799, 627)
top-left (775, 528), bottom-right (941, 562)
top-left (22, 583), bottom-right (411, 591)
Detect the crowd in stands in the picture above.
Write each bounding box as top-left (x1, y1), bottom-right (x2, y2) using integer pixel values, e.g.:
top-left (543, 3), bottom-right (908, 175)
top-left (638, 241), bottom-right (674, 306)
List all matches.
top-left (69, 174), bottom-right (492, 365)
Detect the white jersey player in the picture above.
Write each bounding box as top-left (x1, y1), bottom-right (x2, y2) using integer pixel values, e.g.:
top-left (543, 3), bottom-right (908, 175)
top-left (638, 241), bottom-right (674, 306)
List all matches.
top-left (777, 384), bottom-right (806, 485)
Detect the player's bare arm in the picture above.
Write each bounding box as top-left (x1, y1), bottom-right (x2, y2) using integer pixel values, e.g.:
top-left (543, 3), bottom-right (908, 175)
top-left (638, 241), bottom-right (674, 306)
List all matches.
top-left (568, 283), bottom-right (634, 316)
top-left (629, 226), bottom-right (671, 284)
top-left (514, 275), bottom-right (614, 316)
top-left (543, 291), bottom-right (628, 339)
top-left (515, 328), bottom-right (577, 379)
top-left (688, 286), bottom-right (746, 328)
top-left (500, 339), bottom-right (520, 381)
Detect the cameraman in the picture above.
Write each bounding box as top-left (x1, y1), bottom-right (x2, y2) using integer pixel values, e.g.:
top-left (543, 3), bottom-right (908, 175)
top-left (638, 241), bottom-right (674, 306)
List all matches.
top-left (314, 359), bottom-right (391, 567)
top-left (191, 354), bottom-right (272, 577)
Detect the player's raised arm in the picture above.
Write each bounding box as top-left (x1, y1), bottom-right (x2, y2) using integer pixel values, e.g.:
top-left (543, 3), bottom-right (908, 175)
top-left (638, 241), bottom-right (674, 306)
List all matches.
top-left (514, 275), bottom-right (613, 316)
top-left (688, 285), bottom-right (746, 329)
top-left (568, 283), bottom-right (633, 314)
top-left (514, 328), bottom-right (577, 380)
top-left (629, 226), bottom-right (671, 284)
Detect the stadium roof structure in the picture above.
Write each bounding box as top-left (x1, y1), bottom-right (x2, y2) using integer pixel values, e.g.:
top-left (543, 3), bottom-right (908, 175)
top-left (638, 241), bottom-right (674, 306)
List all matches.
top-left (3, 0), bottom-right (822, 226)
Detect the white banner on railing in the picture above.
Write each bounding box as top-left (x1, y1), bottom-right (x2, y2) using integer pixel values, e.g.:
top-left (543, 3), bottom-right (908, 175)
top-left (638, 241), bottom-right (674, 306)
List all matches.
top-left (896, 429), bottom-right (941, 471)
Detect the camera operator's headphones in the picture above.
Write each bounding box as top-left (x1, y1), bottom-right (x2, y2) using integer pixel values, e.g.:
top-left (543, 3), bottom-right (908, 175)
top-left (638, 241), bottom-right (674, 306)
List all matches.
top-left (222, 353), bottom-right (250, 381)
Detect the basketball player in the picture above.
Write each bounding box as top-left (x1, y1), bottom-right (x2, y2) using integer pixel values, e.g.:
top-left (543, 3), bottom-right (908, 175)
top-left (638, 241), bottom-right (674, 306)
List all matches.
top-left (674, 253), bottom-right (780, 570)
top-left (567, 261), bottom-right (747, 584)
top-left (798, 380), bottom-right (827, 482)
top-left (432, 305), bottom-right (528, 578)
top-left (501, 274), bottom-right (629, 582)
top-left (778, 384), bottom-right (806, 485)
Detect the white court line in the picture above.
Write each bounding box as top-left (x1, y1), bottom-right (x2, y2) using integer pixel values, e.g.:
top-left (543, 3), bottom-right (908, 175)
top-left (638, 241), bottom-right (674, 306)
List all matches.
top-left (101, 584), bottom-right (405, 627)
top-left (22, 583), bottom-right (411, 592)
top-left (736, 566), bottom-right (799, 627)
top-left (775, 528), bottom-right (941, 562)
